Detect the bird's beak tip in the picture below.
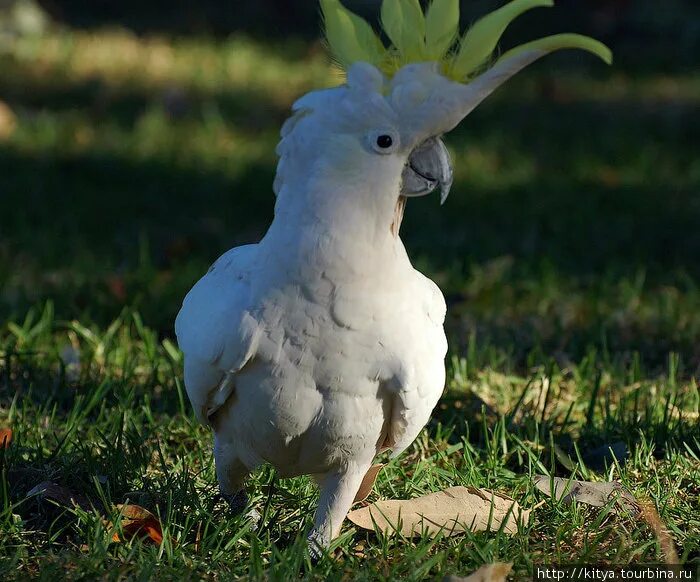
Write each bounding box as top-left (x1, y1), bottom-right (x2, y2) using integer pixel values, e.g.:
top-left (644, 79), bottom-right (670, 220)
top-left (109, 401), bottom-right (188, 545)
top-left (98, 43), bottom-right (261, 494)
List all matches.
top-left (440, 187), bottom-right (450, 206)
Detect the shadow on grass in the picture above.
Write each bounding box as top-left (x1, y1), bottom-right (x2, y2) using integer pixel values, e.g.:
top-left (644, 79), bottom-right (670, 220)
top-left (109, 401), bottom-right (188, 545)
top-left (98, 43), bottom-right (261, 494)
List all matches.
top-left (0, 146), bottom-right (275, 325)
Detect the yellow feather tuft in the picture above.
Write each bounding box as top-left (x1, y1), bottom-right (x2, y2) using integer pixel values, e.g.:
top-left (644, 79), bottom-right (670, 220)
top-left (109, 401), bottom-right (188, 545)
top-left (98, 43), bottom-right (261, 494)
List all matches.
top-left (425, 0), bottom-right (460, 61)
top-left (381, 0), bottom-right (426, 63)
top-left (498, 33), bottom-right (613, 65)
top-left (450, 0), bottom-right (554, 80)
top-left (318, 0), bottom-right (611, 83)
top-left (320, 0), bottom-right (386, 68)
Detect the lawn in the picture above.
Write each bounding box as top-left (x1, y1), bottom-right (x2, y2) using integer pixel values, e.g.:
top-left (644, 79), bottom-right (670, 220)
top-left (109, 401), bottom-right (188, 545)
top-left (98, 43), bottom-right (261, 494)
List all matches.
top-left (0, 14), bottom-right (699, 581)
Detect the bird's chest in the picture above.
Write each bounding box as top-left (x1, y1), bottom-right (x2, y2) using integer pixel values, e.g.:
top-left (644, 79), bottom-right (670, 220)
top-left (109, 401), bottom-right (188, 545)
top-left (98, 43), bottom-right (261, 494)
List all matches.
top-left (252, 278), bottom-right (413, 391)
top-left (233, 272), bottom-right (443, 474)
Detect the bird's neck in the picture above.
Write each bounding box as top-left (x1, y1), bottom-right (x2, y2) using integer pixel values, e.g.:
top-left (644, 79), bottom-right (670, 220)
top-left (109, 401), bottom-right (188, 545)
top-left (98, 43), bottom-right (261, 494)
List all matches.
top-left (261, 183), bottom-right (408, 280)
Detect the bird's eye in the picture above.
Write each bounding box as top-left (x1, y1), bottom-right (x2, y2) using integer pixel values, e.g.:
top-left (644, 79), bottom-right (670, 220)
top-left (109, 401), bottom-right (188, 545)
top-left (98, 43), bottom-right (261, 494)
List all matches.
top-left (369, 130), bottom-right (399, 154)
top-left (376, 135), bottom-right (393, 149)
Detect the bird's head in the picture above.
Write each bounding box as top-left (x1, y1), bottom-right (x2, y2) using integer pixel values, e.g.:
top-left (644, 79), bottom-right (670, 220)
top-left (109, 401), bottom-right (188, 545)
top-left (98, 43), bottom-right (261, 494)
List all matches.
top-left (273, 0), bottom-right (611, 236)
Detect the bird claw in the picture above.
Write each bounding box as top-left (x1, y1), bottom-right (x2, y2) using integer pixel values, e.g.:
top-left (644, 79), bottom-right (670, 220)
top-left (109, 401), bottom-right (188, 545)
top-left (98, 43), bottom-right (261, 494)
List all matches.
top-left (307, 528), bottom-right (330, 564)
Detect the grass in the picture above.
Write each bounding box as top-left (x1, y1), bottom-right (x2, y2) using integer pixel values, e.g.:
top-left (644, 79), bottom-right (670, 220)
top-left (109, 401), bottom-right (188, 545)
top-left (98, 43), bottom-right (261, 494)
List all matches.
top-left (1, 306), bottom-right (698, 579)
top-left (0, 20), bottom-right (699, 581)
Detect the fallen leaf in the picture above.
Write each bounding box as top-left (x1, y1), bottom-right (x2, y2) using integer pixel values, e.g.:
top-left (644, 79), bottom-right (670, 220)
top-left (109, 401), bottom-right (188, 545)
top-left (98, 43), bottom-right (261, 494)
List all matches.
top-left (347, 486), bottom-right (530, 537)
top-left (0, 427), bottom-right (12, 448)
top-left (26, 481), bottom-right (94, 511)
top-left (0, 100), bottom-right (17, 141)
top-left (533, 475), bottom-right (639, 513)
top-left (444, 562), bottom-right (513, 582)
top-left (353, 464), bottom-right (384, 505)
top-left (110, 504), bottom-right (164, 545)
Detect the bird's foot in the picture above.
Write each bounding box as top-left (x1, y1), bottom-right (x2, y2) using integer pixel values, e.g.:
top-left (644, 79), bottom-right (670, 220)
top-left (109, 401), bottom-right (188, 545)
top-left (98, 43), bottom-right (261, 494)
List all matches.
top-left (220, 488), bottom-right (248, 513)
top-left (307, 528), bottom-right (331, 564)
top-left (220, 489), bottom-right (261, 530)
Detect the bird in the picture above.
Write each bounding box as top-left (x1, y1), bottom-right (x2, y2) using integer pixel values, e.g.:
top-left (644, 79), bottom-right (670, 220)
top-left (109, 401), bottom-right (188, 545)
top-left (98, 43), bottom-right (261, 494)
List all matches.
top-left (175, 0), bottom-right (611, 558)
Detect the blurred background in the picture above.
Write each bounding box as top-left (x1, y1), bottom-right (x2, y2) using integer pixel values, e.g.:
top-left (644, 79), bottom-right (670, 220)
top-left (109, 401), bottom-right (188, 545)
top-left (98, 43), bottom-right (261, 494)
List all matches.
top-left (1, 0), bottom-right (699, 373)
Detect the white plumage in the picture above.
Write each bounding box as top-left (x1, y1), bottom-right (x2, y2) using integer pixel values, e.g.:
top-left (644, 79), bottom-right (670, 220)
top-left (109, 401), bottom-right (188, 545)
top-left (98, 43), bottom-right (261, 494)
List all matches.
top-left (177, 63), bottom-right (453, 550)
top-left (177, 45), bottom-right (604, 552)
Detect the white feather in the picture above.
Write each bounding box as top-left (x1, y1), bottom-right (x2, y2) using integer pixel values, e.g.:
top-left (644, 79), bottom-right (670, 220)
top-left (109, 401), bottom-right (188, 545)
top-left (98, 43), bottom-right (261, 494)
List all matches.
top-left (176, 61), bottom-right (450, 548)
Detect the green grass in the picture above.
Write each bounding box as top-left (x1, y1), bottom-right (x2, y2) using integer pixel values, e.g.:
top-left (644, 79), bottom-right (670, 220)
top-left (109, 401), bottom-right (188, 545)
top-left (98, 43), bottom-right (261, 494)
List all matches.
top-left (1, 306), bottom-right (698, 579)
top-left (1, 24), bottom-right (699, 580)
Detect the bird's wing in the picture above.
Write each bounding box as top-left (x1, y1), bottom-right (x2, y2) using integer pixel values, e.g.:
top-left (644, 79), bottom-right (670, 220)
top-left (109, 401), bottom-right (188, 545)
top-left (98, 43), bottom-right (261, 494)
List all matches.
top-left (387, 274), bottom-right (447, 457)
top-left (175, 244), bottom-right (261, 424)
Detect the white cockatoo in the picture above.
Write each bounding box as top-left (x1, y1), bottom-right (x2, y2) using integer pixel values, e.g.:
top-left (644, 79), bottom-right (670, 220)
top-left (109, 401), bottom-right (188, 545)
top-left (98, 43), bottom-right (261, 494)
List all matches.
top-left (176, 0), bottom-right (610, 556)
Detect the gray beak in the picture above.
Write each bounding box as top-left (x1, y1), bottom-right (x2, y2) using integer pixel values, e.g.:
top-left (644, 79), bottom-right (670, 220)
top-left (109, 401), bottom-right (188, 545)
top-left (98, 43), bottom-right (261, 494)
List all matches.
top-left (401, 137), bottom-right (453, 205)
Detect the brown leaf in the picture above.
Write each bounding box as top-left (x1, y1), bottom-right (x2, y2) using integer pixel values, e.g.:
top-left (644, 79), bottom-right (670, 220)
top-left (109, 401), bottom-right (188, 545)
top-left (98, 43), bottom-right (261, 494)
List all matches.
top-left (0, 101), bottom-right (17, 141)
top-left (0, 428), bottom-right (12, 448)
top-left (347, 486), bottom-right (530, 537)
top-left (26, 481), bottom-right (94, 512)
top-left (353, 464), bottom-right (384, 505)
top-left (533, 475), bottom-right (639, 513)
top-left (110, 504), bottom-right (164, 545)
top-left (444, 562), bottom-right (513, 582)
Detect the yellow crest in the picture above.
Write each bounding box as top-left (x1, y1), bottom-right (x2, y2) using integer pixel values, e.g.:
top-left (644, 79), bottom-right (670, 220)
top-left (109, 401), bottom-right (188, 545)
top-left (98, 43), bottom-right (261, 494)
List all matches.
top-left (320, 0), bottom-right (612, 82)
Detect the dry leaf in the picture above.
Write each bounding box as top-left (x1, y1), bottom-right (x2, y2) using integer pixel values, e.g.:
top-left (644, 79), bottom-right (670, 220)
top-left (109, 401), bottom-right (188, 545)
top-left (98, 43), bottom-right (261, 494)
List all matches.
top-left (0, 428), bottom-right (12, 448)
top-left (533, 475), bottom-right (639, 513)
top-left (444, 562), bottom-right (513, 582)
top-left (110, 504), bottom-right (164, 545)
top-left (0, 101), bottom-right (17, 141)
top-left (353, 464), bottom-right (384, 505)
top-left (347, 486), bottom-right (530, 537)
top-left (26, 481), bottom-right (94, 511)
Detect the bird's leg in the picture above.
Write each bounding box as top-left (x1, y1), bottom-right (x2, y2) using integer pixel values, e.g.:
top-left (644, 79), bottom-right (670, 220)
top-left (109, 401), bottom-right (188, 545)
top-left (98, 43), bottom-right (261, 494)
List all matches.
top-left (308, 461), bottom-right (371, 561)
top-left (214, 443), bottom-right (261, 527)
